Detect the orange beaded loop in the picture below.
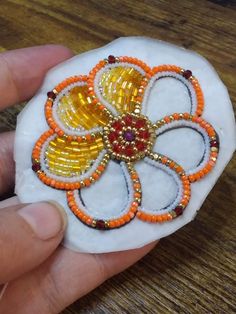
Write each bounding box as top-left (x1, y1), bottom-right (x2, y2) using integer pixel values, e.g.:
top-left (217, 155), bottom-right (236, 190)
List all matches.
top-left (136, 153), bottom-right (191, 222)
top-left (142, 65), bottom-right (204, 117)
top-left (154, 112), bottom-right (219, 183)
top-left (67, 165), bottom-right (141, 230)
top-left (32, 55), bottom-right (219, 230)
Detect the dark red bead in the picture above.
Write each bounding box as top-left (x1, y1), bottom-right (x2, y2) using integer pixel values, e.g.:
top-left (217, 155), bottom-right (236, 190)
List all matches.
top-left (32, 162), bottom-right (41, 172)
top-left (210, 140), bottom-right (219, 148)
top-left (112, 121), bottom-right (123, 131)
top-left (183, 70), bottom-right (192, 79)
top-left (136, 141), bottom-right (146, 151)
top-left (108, 132), bottom-right (119, 142)
top-left (174, 206), bottom-right (184, 216)
top-left (136, 119), bottom-right (146, 128)
top-left (47, 91), bottom-right (56, 100)
top-left (108, 55), bottom-right (116, 64)
top-left (96, 220), bottom-right (106, 229)
top-left (139, 130), bottom-right (150, 139)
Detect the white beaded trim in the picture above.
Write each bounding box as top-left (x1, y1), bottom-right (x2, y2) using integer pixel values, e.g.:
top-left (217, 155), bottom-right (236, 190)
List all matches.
top-left (155, 119), bottom-right (210, 176)
top-left (52, 81), bottom-right (103, 136)
top-left (138, 157), bottom-right (183, 215)
top-left (94, 62), bottom-right (146, 116)
top-left (40, 133), bottom-right (107, 182)
top-left (73, 162), bottom-right (135, 220)
top-left (141, 71), bottom-right (197, 116)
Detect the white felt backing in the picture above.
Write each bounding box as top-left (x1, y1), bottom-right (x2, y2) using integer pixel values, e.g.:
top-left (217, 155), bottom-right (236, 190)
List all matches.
top-left (15, 37), bottom-right (236, 253)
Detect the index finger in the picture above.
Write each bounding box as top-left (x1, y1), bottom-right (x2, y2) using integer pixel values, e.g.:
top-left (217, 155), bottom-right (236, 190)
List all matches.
top-left (0, 45), bottom-right (73, 110)
top-left (0, 45), bottom-right (73, 194)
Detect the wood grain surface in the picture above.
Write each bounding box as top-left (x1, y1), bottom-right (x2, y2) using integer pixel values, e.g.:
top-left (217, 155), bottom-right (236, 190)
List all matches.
top-left (0, 0), bottom-right (235, 313)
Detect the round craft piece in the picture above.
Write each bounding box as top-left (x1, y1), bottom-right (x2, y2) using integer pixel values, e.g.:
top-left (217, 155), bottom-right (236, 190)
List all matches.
top-left (15, 37), bottom-right (236, 253)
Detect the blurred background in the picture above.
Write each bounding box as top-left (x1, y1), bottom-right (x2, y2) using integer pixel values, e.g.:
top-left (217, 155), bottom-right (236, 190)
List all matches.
top-left (0, 1), bottom-right (235, 313)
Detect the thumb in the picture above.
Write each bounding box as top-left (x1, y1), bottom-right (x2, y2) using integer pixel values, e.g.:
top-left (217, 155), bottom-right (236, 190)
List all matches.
top-left (0, 201), bottom-right (67, 284)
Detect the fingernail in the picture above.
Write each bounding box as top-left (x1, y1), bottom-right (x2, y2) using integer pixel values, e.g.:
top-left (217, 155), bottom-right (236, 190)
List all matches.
top-left (18, 202), bottom-right (67, 240)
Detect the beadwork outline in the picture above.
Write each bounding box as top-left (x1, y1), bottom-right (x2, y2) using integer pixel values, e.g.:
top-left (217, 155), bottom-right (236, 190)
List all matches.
top-left (67, 162), bottom-right (140, 229)
top-left (32, 55), bottom-right (219, 230)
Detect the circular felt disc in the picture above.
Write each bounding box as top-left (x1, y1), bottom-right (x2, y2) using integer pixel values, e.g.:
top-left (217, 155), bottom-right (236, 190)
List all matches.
top-left (15, 37), bottom-right (236, 253)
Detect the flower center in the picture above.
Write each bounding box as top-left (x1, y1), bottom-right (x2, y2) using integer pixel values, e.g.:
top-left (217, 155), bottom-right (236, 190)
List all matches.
top-left (103, 113), bottom-right (156, 162)
top-left (123, 130), bottom-right (135, 142)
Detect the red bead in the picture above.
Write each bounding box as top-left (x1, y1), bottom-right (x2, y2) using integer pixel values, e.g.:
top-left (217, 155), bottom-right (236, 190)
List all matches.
top-left (96, 220), bottom-right (106, 229)
top-left (210, 140), bottom-right (219, 148)
top-left (112, 121), bottom-right (123, 131)
top-left (113, 144), bottom-right (122, 153)
top-left (108, 132), bottom-right (119, 142)
top-left (139, 130), bottom-right (150, 139)
top-left (124, 146), bottom-right (134, 156)
top-left (124, 115), bottom-right (133, 126)
top-left (32, 162), bottom-right (41, 172)
top-left (136, 119), bottom-right (146, 128)
top-left (174, 206), bottom-right (183, 216)
top-left (108, 55), bottom-right (116, 64)
top-left (183, 70), bottom-right (192, 79)
top-left (136, 141), bottom-right (146, 151)
top-left (47, 91), bottom-right (56, 100)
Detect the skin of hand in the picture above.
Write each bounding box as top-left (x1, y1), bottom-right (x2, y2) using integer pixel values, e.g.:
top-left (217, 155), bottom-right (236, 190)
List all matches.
top-left (0, 45), bottom-right (156, 314)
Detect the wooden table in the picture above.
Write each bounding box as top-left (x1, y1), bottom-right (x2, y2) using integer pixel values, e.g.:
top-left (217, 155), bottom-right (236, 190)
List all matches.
top-left (0, 1), bottom-right (235, 313)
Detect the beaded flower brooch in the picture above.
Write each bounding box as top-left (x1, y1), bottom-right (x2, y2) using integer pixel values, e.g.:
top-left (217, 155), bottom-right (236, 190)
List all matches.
top-left (32, 55), bottom-right (219, 230)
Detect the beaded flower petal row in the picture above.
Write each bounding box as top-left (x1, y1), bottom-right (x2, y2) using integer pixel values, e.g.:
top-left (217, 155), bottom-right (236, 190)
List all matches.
top-left (32, 55), bottom-right (219, 230)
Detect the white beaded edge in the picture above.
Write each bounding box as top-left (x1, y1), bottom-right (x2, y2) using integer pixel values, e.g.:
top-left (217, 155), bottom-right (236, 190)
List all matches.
top-left (138, 157), bottom-right (183, 215)
top-left (155, 120), bottom-right (210, 175)
top-left (93, 62), bottom-right (146, 116)
top-left (142, 71), bottom-right (197, 116)
top-left (73, 161), bottom-right (135, 220)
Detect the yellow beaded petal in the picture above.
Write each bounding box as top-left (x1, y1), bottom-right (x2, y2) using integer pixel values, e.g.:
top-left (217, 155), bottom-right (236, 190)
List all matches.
top-left (45, 135), bottom-right (104, 177)
top-left (98, 66), bottom-right (144, 114)
top-left (56, 84), bottom-right (109, 131)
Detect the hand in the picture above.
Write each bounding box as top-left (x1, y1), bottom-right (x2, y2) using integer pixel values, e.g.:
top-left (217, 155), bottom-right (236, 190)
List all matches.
top-left (0, 45), bottom-right (156, 313)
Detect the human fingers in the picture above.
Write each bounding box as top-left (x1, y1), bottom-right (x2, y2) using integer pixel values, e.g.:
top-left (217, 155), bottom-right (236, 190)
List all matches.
top-left (0, 242), bottom-right (157, 313)
top-left (0, 202), bottom-right (67, 284)
top-left (0, 132), bottom-right (15, 195)
top-left (0, 196), bottom-right (19, 208)
top-left (0, 45), bottom-right (73, 194)
top-left (0, 45), bottom-right (73, 110)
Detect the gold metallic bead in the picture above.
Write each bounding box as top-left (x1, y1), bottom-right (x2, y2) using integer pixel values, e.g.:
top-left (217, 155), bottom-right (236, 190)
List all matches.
top-left (166, 159), bottom-right (171, 166)
top-left (80, 181), bottom-right (85, 187)
top-left (170, 211), bottom-right (177, 218)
